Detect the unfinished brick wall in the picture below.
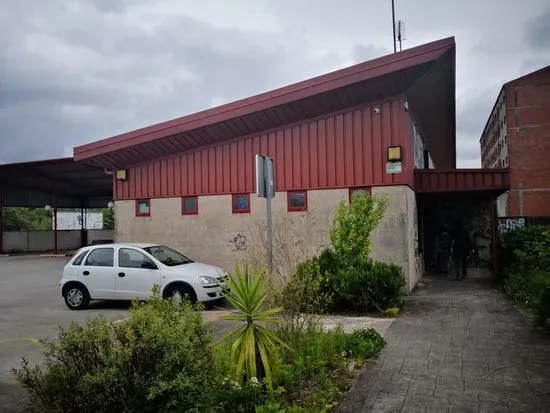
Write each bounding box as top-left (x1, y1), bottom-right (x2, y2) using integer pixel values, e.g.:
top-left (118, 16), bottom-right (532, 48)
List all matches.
top-left (505, 69), bottom-right (550, 216)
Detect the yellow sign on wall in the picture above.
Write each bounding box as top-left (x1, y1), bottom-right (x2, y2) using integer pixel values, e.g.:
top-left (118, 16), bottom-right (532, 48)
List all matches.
top-left (116, 169), bottom-right (127, 181)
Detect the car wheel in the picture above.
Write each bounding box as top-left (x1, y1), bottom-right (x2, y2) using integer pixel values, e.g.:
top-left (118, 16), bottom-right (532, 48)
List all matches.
top-left (64, 285), bottom-right (90, 310)
top-left (168, 285), bottom-right (197, 304)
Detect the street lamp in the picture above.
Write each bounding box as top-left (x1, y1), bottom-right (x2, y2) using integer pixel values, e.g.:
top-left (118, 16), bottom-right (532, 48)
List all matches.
top-left (107, 201), bottom-right (114, 212)
top-left (44, 205), bottom-right (53, 216)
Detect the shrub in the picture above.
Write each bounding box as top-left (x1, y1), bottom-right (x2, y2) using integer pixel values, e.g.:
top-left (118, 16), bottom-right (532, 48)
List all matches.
top-left (383, 307), bottom-right (400, 318)
top-left (500, 225), bottom-right (550, 272)
top-left (220, 264), bottom-right (288, 387)
top-left (279, 249), bottom-right (335, 316)
top-left (14, 290), bottom-right (218, 413)
top-left (330, 191), bottom-right (388, 265)
top-left (275, 323), bottom-right (385, 411)
top-left (334, 259), bottom-right (405, 313)
top-left (343, 328), bottom-right (386, 363)
top-left (500, 225), bottom-right (550, 328)
top-left (282, 253), bottom-right (405, 315)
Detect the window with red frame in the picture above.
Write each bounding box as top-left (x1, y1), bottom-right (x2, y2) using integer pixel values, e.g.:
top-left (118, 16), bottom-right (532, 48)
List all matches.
top-left (136, 199), bottom-right (151, 216)
top-left (182, 196), bottom-right (198, 215)
top-left (287, 190), bottom-right (307, 212)
top-left (349, 187), bottom-right (371, 203)
top-left (232, 193), bottom-right (250, 214)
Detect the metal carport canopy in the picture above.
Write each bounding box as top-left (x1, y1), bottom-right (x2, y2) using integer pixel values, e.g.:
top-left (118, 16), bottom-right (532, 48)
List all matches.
top-left (0, 157), bottom-right (113, 208)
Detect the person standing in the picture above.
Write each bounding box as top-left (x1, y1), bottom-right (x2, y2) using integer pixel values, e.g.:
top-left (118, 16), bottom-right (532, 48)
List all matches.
top-left (435, 225), bottom-right (453, 276)
top-left (451, 221), bottom-right (472, 280)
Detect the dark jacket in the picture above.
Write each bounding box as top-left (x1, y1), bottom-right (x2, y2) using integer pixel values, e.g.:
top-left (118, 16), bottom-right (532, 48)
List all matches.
top-left (452, 228), bottom-right (472, 257)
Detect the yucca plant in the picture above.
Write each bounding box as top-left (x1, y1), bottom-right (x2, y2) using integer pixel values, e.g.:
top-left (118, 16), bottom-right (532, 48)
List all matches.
top-left (219, 264), bottom-right (289, 387)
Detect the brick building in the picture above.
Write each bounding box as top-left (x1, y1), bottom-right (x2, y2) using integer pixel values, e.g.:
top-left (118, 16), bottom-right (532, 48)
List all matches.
top-left (480, 66), bottom-right (550, 217)
top-left (67, 37), bottom-right (509, 290)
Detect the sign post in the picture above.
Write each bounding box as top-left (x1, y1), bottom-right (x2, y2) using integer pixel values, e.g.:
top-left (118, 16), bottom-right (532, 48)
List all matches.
top-left (256, 154), bottom-right (275, 274)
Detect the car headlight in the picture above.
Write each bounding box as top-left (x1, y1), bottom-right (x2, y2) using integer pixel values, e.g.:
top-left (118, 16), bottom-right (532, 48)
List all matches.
top-left (199, 276), bottom-right (218, 285)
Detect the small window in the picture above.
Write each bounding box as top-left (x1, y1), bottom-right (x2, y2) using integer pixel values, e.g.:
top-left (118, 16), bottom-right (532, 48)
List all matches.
top-left (232, 193), bottom-right (250, 214)
top-left (349, 187), bottom-right (371, 203)
top-left (287, 190), bottom-right (307, 212)
top-left (182, 196), bottom-right (198, 215)
top-left (118, 248), bottom-right (157, 269)
top-left (136, 199), bottom-right (150, 216)
top-left (85, 248), bottom-right (114, 267)
top-left (72, 250), bottom-right (89, 266)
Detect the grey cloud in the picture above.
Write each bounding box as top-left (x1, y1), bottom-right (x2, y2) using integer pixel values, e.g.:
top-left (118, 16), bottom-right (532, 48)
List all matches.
top-left (1, 0), bottom-right (549, 167)
top-left (525, 8), bottom-right (550, 51)
top-left (353, 44), bottom-right (390, 63)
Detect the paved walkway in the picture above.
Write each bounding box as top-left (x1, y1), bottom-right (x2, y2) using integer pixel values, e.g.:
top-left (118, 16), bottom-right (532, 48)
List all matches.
top-left (336, 273), bottom-right (550, 413)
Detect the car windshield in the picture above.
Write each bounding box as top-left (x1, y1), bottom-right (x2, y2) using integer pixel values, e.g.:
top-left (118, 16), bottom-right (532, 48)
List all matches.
top-left (142, 245), bottom-right (193, 266)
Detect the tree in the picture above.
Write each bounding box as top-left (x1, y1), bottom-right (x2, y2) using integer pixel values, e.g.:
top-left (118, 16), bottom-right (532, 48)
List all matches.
top-left (329, 191), bottom-right (389, 265)
top-left (2, 208), bottom-right (52, 231)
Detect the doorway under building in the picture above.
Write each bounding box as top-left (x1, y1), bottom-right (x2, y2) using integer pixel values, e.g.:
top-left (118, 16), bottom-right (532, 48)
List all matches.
top-left (418, 191), bottom-right (502, 279)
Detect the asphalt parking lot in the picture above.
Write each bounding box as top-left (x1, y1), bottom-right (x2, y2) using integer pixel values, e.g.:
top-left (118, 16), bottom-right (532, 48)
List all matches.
top-left (0, 256), bottom-right (130, 381)
top-left (0, 255), bottom-right (234, 411)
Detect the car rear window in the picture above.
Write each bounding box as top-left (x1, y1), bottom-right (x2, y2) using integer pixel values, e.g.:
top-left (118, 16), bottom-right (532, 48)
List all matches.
top-left (72, 250), bottom-right (89, 266)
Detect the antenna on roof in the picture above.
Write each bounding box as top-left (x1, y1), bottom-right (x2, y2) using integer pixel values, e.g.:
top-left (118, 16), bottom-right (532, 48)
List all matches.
top-left (391, 0), bottom-right (397, 53)
top-left (397, 20), bottom-right (406, 51)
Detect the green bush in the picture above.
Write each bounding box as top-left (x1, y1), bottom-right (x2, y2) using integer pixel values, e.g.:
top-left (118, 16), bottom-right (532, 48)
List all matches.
top-left (334, 259), bottom-right (405, 313)
top-left (330, 191), bottom-right (388, 265)
top-left (283, 254), bottom-right (405, 315)
top-left (500, 225), bottom-right (550, 328)
top-left (275, 323), bottom-right (384, 412)
top-left (14, 291), bottom-right (219, 413)
top-left (344, 328), bottom-right (386, 363)
top-left (279, 250), bottom-right (335, 315)
top-left (500, 225), bottom-right (550, 272)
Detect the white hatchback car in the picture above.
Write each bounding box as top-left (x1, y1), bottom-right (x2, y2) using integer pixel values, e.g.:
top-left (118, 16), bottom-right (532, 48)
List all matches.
top-left (60, 243), bottom-right (230, 310)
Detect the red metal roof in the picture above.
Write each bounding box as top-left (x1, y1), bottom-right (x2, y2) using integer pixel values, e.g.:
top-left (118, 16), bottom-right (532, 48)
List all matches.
top-left (74, 37), bottom-right (456, 169)
top-left (414, 168), bottom-right (509, 193)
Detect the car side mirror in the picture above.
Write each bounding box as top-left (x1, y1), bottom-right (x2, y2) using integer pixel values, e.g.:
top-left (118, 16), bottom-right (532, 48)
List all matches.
top-left (141, 261), bottom-right (157, 270)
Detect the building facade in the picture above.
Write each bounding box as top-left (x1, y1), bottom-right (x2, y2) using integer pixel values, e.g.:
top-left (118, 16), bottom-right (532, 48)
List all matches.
top-left (480, 66), bottom-right (550, 217)
top-left (73, 37), bottom-right (509, 291)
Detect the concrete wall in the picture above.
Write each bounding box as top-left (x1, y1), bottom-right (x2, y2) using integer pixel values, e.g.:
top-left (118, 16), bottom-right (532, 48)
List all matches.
top-left (115, 185), bottom-right (421, 292)
top-left (370, 186), bottom-right (422, 292)
top-left (2, 230), bottom-right (114, 253)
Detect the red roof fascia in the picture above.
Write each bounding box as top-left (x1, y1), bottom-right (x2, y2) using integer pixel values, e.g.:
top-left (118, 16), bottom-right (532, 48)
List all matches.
top-left (414, 168), bottom-right (510, 193)
top-left (74, 37), bottom-right (455, 161)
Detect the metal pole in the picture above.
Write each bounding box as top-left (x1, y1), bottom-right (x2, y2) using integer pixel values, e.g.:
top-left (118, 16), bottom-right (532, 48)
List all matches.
top-left (392, 0), bottom-right (397, 53)
top-left (266, 193), bottom-right (273, 274)
top-left (53, 195), bottom-right (58, 255)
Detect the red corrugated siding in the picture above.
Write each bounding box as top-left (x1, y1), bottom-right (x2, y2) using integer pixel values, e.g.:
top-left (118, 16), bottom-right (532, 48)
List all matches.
top-left (414, 169), bottom-right (510, 193)
top-left (114, 99), bottom-right (412, 199)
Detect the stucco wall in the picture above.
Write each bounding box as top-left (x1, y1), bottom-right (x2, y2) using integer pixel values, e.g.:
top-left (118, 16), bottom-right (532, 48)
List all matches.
top-left (370, 186), bottom-right (421, 291)
top-left (115, 185), bottom-right (420, 292)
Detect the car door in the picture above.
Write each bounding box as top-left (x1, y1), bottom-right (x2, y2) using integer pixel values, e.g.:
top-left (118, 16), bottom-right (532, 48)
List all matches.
top-left (80, 247), bottom-right (116, 299)
top-left (115, 247), bottom-right (161, 300)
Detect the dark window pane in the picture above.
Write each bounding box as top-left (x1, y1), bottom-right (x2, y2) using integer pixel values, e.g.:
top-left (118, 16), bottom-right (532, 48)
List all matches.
top-left (183, 196), bottom-right (198, 213)
top-left (72, 250), bottom-right (88, 266)
top-left (85, 248), bottom-right (114, 267)
top-left (289, 192), bottom-right (306, 209)
top-left (137, 200), bottom-right (150, 215)
top-left (233, 194), bottom-right (249, 212)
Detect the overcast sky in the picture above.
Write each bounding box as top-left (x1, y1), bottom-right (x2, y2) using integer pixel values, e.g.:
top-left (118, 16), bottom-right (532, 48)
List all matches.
top-left (1, 0), bottom-right (549, 167)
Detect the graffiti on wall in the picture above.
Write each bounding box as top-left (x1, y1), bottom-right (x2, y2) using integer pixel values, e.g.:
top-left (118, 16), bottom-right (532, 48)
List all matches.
top-left (229, 233), bottom-right (248, 251)
top-left (498, 217), bottom-right (526, 236)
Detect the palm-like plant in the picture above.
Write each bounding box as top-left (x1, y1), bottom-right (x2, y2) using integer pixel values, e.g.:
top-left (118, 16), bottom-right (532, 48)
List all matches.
top-left (219, 264), bottom-right (289, 387)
